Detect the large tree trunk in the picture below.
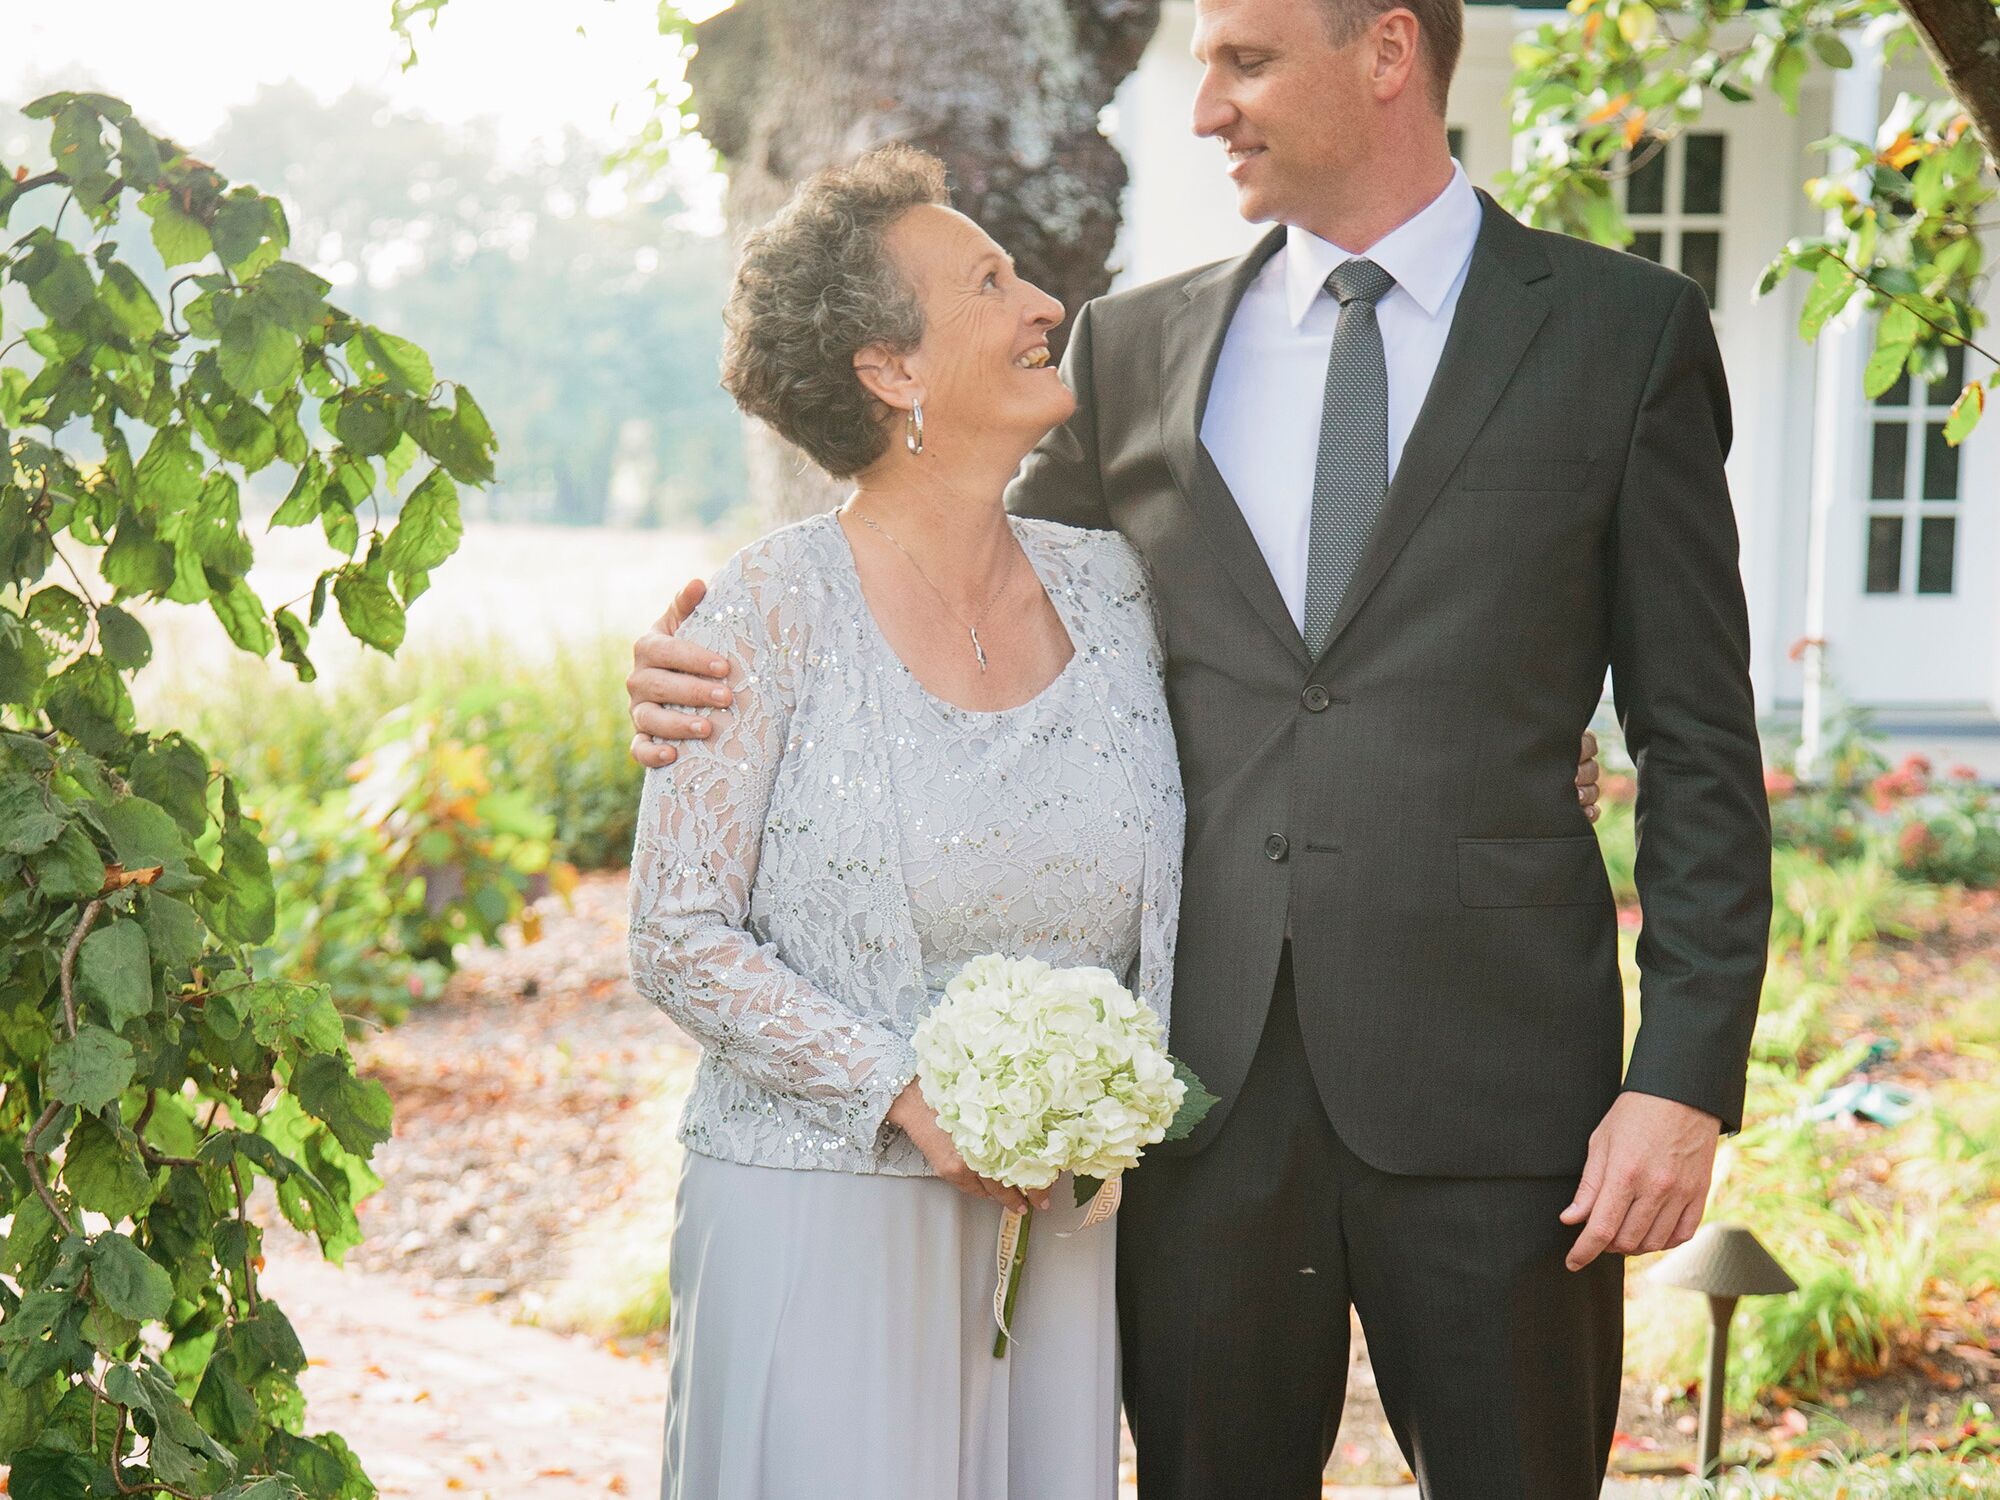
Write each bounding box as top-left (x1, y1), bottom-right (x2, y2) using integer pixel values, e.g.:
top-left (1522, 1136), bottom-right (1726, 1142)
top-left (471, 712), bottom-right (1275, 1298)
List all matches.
top-left (1896, 0), bottom-right (2000, 171)
top-left (688, 0), bottom-right (1161, 522)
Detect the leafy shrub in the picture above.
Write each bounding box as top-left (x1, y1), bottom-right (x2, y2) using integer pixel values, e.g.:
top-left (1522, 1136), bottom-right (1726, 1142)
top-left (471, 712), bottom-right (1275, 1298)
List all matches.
top-left (157, 633), bottom-right (643, 872)
top-left (249, 699), bottom-right (575, 1026)
top-left (1, 91), bottom-right (492, 1494)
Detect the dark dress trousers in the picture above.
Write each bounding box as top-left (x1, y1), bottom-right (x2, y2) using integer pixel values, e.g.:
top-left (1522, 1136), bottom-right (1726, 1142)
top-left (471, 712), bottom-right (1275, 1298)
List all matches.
top-left (1006, 189), bottom-right (1773, 1497)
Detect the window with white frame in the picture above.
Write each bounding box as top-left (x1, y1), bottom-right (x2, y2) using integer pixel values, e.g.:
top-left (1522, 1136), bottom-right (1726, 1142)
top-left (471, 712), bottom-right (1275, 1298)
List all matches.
top-left (1619, 131), bottom-right (1727, 311)
top-left (1865, 340), bottom-right (1964, 596)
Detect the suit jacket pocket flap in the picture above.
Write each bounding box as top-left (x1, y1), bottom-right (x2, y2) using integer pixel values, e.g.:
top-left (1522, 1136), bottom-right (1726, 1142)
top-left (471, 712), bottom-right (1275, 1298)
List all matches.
top-left (1457, 834), bottom-right (1608, 908)
top-left (1458, 454), bottom-right (1596, 492)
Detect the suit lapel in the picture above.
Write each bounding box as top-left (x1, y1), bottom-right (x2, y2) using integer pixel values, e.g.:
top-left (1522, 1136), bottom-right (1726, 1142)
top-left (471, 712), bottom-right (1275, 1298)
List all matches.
top-left (1160, 226), bottom-right (1310, 670)
top-left (1311, 189), bottom-right (1554, 665)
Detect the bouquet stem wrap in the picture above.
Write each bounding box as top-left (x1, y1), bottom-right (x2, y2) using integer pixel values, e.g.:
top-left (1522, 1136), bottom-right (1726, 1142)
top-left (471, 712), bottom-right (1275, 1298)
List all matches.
top-left (990, 1176), bottom-right (1122, 1356)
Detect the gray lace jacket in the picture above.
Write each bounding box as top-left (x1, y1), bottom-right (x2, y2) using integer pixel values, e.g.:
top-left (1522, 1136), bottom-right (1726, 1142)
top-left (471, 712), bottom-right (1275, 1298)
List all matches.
top-left (626, 511), bottom-right (1185, 1175)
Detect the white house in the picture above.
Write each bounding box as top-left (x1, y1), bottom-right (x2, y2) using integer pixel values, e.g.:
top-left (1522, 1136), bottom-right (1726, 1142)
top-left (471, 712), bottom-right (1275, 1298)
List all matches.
top-left (1109, 1), bottom-right (1999, 774)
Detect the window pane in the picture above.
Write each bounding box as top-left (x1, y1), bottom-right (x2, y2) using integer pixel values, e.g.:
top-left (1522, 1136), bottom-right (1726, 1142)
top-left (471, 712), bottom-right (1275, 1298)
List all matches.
top-left (1680, 231), bottom-right (1721, 309)
top-left (1917, 516), bottom-right (1957, 594)
top-left (1924, 422), bottom-right (1960, 500)
top-left (1866, 516), bottom-right (1905, 593)
top-left (1683, 134), bottom-right (1726, 214)
top-left (1628, 229), bottom-right (1664, 264)
top-left (1871, 423), bottom-right (1908, 499)
top-left (1447, 126), bottom-right (1466, 161)
top-left (1626, 138), bottom-right (1667, 215)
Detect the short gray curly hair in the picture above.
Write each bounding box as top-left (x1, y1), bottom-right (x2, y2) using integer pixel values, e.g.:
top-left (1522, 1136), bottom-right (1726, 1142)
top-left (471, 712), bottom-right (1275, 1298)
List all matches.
top-left (720, 144), bottom-right (952, 478)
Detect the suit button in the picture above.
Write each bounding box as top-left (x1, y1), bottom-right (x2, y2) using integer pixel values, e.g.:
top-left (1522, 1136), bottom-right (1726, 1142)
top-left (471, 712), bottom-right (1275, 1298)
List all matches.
top-left (1264, 834), bottom-right (1290, 862)
top-left (1301, 685), bottom-right (1331, 713)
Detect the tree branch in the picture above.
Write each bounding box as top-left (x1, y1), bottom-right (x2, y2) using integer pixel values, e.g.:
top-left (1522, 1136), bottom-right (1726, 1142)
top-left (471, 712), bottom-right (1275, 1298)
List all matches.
top-left (60, 897), bottom-right (107, 1036)
top-left (1895, 0), bottom-right (2000, 168)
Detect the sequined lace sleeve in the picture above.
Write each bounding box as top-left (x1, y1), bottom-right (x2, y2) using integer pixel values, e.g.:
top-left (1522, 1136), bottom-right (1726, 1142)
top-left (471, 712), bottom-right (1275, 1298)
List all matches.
top-left (626, 543), bottom-right (919, 1156)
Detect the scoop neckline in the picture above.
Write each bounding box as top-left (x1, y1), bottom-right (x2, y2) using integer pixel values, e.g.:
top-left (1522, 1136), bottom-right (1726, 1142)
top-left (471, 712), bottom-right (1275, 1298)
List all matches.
top-left (824, 511), bottom-right (1082, 719)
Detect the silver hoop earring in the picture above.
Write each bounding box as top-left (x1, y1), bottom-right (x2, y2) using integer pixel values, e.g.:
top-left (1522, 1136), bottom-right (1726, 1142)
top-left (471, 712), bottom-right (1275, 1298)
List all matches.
top-left (905, 400), bottom-right (924, 456)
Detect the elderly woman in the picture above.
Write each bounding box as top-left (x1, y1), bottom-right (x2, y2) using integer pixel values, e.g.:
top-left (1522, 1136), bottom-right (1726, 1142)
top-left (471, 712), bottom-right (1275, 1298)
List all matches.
top-left (628, 144), bottom-right (1601, 1499)
top-left (627, 144), bottom-right (1182, 1500)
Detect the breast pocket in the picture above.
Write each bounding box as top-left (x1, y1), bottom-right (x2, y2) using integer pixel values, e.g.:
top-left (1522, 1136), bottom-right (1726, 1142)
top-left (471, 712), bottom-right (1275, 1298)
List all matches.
top-left (1457, 453), bottom-right (1599, 494)
top-left (1457, 834), bottom-right (1609, 908)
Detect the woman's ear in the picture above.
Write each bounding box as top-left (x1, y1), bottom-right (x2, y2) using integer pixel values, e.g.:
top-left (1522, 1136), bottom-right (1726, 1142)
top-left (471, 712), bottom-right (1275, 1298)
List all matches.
top-left (853, 343), bottom-right (922, 412)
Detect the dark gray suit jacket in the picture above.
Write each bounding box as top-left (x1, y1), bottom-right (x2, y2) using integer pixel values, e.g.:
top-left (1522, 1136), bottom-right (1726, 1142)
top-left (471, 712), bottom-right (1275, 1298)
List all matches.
top-left (1007, 188), bottom-right (1773, 1178)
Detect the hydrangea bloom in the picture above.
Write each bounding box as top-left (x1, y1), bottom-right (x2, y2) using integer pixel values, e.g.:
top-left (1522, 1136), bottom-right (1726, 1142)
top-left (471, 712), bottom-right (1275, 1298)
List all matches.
top-left (913, 954), bottom-right (1187, 1192)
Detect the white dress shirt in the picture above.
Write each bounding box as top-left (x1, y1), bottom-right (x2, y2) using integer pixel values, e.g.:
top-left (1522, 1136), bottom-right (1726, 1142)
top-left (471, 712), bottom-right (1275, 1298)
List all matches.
top-left (1198, 159), bottom-right (1485, 636)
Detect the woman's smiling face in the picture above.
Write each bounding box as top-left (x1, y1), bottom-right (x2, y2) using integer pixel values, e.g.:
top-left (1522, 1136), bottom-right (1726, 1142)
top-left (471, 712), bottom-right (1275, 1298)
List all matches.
top-left (881, 204), bottom-right (1075, 450)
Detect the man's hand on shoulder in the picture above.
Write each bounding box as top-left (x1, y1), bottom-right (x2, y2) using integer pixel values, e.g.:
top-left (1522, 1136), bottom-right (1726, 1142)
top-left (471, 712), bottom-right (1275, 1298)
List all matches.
top-left (1560, 1090), bottom-right (1720, 1270)
top-left (627, 577), bottom-right (737, 768)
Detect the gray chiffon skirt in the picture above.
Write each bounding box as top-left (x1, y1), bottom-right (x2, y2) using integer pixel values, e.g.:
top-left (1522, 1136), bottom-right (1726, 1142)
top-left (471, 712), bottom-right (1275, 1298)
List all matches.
top-left (660, 1152), bottom-right (1120, 1500)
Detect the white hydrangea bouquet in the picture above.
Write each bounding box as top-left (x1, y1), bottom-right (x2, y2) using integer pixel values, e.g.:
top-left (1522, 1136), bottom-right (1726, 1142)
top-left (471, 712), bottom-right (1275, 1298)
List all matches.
top-left (912, 953), bottom-right (1217, 1356)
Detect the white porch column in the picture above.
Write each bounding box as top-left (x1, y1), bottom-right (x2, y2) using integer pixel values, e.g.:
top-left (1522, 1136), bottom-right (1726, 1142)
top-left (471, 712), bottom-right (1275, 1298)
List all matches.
top-left (1797, 14), bottom-right (1898, 780)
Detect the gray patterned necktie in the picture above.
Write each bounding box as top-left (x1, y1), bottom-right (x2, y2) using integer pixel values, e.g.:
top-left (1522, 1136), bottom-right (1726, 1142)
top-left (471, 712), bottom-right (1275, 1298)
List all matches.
top-left (1303, 257), bottom-right (1397, 658)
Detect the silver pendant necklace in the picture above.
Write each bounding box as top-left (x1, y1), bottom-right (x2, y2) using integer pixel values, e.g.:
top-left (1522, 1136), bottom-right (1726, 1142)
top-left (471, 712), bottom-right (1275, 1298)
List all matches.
top-left (855, 512), bottom-right (1015, 673)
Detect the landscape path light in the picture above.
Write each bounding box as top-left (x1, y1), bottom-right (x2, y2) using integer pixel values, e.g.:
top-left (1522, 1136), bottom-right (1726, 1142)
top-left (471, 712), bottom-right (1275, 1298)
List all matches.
top-left (1647, 1222), bottom-right (1798, 1480)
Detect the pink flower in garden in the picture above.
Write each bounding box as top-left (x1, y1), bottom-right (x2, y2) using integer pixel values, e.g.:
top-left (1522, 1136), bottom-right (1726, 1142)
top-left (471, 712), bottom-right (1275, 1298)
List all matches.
top-left (1764, 769), bottom-right (1797, 801)
top-left (1949, 764), bottom-right (1980, 782)
top-left (1602, 773), bottom-right (1637, 805)
top-left (1896, 822), bottom-right (1939, 869)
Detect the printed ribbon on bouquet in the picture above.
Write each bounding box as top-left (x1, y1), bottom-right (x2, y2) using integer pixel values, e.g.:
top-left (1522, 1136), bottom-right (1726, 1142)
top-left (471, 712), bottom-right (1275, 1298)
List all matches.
top-left (992, 1176), bottom-right (1122, 1347)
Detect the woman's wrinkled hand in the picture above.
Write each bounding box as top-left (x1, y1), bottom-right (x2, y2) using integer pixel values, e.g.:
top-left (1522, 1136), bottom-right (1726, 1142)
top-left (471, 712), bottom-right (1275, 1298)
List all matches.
top-left (887, 1081), bottom-right (1052, 1213)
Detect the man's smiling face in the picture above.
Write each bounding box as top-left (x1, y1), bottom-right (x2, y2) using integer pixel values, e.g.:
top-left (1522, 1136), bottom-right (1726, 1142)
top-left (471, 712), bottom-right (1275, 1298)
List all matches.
top-left (1189, 0), bottom-right (1382, 229)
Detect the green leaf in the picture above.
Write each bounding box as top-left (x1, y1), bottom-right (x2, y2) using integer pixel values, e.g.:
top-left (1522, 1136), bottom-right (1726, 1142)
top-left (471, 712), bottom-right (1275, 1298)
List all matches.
top-left (211, 808), bottom-right (275, 945)
top-left (333, 562), bottom-right (407, 653)
top-left (88, 1231), bottom-right (174, 1321)
top-left (212, 190), bottom-right (288, 275)
top-left (356, 326), bottom-right (436, 397)
top-left (274, 607), bottom-right (317, 684)
top-left (294, 1053), bottom-right (393, 1154)
top-left (271, 454), bottom-right (326, 527)
top-left (0, 773), bottom-right (66, 853)
top-left (46, 652), bottom-right (133, 754)
top-left (101, 511), bottom-right (177, 598)
top-left (26, 584), bottom-right (89, 642)
top-left (246, 979), bottom-right (346, 1054)
top-left (1942, 380), bottom-right (1984, 445)
top-left (118, 120), bottom-right (165, 188)
top-left (209, 573), bottom-right (276, 657)
top-left (384, 467), bottom-right (462, 599)
top-left (138, 890), bottom-right (205, 976)
top-left (128, 733), bottom-right (211, 838)
top-left (271, 389), bottom-right (309, 466)
top-left (140, 189), bottom-right (212, 268)
top-left (0, 608), bottom-right (52, 703)
top-left (1863, 338), bottom-right (1912, 400)
top-left (217, 303), bottom-right (301, 399)
top-left (1771, 41), bottom-right (1809, 113)
top-left (1799, 258), bottom-right (1856, 343)
top-left (63, 1113), bottom-right (157, 1219)
top-left (5, 1449), bottom-right (99, 1500)
top-left (334, 390), bottom-right (401, 456)
top-left (1810, 33), bottom-right (1854, 69)
top-left (47, 1024), bottom-right (135, 1111)
top-left (97, 603), bottom-right (153, 668)
top-left (30, 819), bottom-right (104, 898)
top-left (1160, 1057), bottom-right (1220, 1144)
top-left (79, 918), bottom-right (152, 1032)
top-left (99, 263), bottom-right (163, 342)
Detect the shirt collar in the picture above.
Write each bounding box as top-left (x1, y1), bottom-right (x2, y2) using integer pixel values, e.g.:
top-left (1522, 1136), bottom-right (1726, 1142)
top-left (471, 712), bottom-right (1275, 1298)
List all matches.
top-left (1282, 158), bottom-right (1482, 328)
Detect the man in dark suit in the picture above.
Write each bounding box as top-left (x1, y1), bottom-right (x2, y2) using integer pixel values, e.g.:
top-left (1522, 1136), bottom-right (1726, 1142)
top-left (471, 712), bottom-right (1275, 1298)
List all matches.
top-left (625, 0), bottom-right (1771, 1491)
